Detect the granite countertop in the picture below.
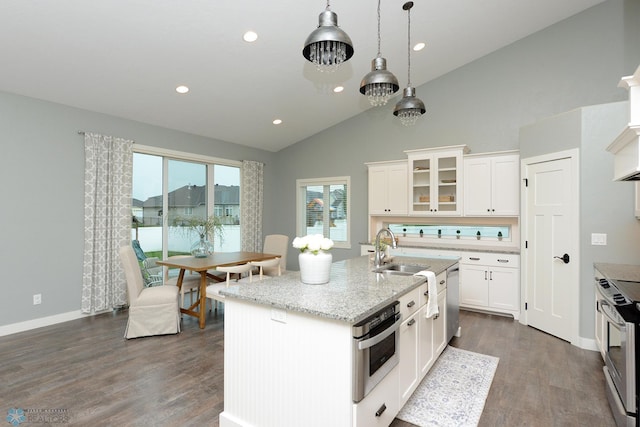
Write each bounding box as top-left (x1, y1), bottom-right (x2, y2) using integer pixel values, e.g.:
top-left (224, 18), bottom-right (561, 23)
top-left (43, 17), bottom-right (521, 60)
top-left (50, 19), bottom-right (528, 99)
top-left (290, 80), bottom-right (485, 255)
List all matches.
top-left (221, 255), bottom-right (458, 324)
top-left (594, 262), bottom-right (640, 282)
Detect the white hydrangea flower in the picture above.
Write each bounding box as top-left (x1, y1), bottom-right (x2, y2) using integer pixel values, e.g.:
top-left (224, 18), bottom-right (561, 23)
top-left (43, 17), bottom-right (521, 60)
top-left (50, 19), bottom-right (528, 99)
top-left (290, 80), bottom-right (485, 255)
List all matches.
top-left (292, 234), bottom-right (334, 254)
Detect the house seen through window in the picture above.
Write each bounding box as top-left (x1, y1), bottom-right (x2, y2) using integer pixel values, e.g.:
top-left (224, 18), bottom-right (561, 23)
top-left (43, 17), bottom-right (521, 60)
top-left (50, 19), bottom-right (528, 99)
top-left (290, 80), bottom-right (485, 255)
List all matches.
top-left (296, 176), bottom-right (350, 249)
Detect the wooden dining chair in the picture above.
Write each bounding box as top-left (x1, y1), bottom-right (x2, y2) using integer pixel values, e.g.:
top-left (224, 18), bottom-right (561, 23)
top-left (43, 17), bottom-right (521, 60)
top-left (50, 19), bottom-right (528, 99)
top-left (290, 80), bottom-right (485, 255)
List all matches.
top-left (206, 263), bottom-right (253, 313)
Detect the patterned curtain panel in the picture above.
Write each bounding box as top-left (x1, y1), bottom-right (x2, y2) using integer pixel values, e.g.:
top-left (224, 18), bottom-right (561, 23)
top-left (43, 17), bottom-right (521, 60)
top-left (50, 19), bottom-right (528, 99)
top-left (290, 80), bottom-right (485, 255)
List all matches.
top-left (82, 132), bottom-right (133, 314)
top-left (241, 160), bottom-right (264, 252)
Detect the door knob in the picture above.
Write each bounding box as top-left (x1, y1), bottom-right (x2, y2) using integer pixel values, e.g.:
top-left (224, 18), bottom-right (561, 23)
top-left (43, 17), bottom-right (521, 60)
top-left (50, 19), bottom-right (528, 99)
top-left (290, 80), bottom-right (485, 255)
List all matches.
top-left (554, 253), bottom-right (570, 264)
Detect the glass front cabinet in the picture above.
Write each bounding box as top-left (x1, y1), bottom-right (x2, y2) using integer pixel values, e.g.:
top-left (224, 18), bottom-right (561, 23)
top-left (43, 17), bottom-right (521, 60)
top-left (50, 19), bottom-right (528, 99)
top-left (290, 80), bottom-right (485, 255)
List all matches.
top-left (405, 145), bottom-right (469, 216)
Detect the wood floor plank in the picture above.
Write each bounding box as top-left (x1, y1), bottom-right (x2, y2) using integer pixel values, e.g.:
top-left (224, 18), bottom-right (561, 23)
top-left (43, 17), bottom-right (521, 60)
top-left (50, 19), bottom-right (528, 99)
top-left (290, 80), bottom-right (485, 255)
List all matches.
top-left (1, 308), bottom-right (617, 426)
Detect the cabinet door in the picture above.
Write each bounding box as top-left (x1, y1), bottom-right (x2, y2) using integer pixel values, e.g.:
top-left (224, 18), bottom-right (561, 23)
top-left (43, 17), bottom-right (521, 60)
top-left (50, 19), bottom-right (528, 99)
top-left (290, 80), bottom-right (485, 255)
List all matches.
top-left (368, 165), bottom-right (389, 215)
top-left (399, 311), bottom-right (419, 406)
top-left (408, 149), bottom-right (463, 216)
top-left (432, 153), bottom-right (463, 215)
top-left (368, 162), bottom-right (408, 215)
top-left (387, 162), bottom-right (408, 215)
top-left (487, 266), bottom-right (519, 311)
top-left (459, 264), bottom-right (489, 307)
top-left (433, 290), bottom-right (447, 356)
top-left (418, 305), bottom-right (434, 378)
top-left (463, 157), bottom-right (492, 216)
top-left (464, 154), bottom-right (519, 216)
top-left (491, 155), bottom-right (519, 216)
top-left (408, 155), bottom-right (433, 214)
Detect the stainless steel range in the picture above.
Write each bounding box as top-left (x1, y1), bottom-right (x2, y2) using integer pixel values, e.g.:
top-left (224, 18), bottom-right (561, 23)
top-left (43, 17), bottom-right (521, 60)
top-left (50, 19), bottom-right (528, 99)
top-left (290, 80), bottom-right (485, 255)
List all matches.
top-left (595, 273), bottom-right (640, 427)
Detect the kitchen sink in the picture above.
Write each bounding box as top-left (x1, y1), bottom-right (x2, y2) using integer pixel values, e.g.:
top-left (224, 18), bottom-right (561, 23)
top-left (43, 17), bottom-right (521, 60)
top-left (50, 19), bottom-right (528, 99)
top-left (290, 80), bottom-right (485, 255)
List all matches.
top-left (372, 263), bottom-right (428, 276)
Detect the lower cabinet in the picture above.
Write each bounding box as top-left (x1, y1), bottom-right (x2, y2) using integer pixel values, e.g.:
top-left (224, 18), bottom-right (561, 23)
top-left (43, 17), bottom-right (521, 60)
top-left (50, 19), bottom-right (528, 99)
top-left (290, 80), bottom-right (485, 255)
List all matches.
top-left (459, 252), bottom-right (520, 319)
top-left (398, 273), bottom-right (448, 408)
top-left (353, 365), bottom-right (399, 427)
top-left (594, 268), bottom-right (606, 359)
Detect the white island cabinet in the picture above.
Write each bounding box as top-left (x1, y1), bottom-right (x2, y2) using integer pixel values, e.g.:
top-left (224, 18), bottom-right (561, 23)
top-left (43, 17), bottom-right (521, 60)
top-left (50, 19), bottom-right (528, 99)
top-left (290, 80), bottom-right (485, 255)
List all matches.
top-left (218, 255), bottom-right (458, 427)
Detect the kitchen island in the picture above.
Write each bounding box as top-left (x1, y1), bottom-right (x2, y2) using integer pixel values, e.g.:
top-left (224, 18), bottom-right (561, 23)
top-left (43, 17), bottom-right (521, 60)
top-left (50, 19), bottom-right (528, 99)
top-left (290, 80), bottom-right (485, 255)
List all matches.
top-left (218, 254), bottom-right (458, 427)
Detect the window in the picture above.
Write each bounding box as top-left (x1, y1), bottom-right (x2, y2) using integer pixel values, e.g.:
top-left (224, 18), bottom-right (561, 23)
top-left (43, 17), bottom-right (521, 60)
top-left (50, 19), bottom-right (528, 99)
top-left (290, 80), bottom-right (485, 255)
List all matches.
top-left (296, 176), bottom-right (350, 249)
top-left (386, 223), bottom-right (511, 242)
top-left (132, 147), bottom-right (242, 261)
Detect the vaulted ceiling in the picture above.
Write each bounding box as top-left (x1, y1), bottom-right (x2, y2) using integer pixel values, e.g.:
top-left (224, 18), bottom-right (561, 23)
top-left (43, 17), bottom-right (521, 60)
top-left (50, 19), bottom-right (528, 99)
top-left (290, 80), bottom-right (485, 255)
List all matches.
top-left (0, 0), bottom-right (605, 152)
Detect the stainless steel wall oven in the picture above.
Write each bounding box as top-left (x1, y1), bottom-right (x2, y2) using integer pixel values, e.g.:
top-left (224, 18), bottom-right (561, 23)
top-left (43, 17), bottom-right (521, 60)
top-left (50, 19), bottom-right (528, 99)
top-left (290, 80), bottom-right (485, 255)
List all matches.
top-left (352, 301), bottom-right (402, 403)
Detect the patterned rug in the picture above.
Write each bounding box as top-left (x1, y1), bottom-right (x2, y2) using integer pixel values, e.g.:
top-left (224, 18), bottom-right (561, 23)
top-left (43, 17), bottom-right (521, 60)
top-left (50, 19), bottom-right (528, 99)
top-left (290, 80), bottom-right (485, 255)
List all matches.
top-left (396, 346), bottom-right (499, 427)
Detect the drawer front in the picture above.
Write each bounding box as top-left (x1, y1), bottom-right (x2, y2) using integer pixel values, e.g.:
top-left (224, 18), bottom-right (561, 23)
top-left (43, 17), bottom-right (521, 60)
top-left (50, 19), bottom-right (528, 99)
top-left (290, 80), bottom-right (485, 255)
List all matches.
top-left (460, 252), bottom-right (519, 269)
top-left (399, 287), bottom-right (421, 320)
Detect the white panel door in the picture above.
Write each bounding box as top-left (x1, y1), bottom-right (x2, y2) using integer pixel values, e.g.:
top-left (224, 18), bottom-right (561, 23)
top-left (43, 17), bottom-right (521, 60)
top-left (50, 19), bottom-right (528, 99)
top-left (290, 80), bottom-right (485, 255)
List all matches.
top-left (523, 152), bottom-right (578, 343)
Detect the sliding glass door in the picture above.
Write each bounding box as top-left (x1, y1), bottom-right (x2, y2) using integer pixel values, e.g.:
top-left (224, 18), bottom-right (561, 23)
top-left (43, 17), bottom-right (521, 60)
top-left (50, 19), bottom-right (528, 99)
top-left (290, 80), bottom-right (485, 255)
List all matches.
top-left (132, 152), bottom-right (241, 261)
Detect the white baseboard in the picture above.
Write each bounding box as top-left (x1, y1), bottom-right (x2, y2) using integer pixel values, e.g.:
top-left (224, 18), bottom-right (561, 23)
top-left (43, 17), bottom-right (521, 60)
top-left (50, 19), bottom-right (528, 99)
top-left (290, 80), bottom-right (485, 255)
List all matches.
top-left (576, 336), bottom-right (599, 352)
top-left (0, 310), bottom-right (89, 337)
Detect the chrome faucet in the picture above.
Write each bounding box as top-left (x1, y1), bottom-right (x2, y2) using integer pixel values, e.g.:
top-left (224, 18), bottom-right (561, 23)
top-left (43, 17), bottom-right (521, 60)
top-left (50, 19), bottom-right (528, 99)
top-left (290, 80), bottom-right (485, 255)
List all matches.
top-left (374, 227), bottom-right (398, 268)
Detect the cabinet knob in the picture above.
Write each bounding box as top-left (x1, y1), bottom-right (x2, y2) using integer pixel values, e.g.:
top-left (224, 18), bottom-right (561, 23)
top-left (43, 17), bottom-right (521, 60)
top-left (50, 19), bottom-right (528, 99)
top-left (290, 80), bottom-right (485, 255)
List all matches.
top-left (408, 318), bottom-right (416, 326)
top-left (407, 300), bottom-right (416, 308)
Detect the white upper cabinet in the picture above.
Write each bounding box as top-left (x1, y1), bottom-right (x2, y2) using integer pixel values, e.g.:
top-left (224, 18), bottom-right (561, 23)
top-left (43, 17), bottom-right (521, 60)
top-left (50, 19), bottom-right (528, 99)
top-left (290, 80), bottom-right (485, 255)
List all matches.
top-left (367, 160), bottom-right (408, 216)
top-left (463, 152), bottom-right (520, 216)
top-left (406, 146), bottom-right (468, 216)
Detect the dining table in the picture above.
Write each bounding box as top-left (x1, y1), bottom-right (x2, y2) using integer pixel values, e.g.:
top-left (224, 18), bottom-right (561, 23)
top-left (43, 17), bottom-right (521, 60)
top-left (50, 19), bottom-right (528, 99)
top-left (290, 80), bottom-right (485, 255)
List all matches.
top-left (156, 251), bottom-right (281, 329)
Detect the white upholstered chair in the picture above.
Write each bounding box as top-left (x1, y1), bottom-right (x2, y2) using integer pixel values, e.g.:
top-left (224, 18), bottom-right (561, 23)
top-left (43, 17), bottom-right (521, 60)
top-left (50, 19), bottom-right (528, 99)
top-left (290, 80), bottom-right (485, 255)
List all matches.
top-left (119, 246), bottom-right (181, 339)
top-left (249, 257), bottom-right (282, 280)
top-left (262, 234), bottom-right (289, 275)
top-left (206, 263), bottom-right (253, 313)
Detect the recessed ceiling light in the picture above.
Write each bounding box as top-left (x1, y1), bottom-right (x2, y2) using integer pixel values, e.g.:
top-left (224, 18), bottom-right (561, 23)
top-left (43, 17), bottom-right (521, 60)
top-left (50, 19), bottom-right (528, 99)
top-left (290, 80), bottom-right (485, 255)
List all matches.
top-left (413, 42), bottom-right (426, 51)
top-left (333, 86), bottom-right (344, 93)
top-left (243, 31), bottom-right (258, 42)
top-left (273, 119), bottom-right (282, 125)
top-left (175, 85), bottom-right (189, 94)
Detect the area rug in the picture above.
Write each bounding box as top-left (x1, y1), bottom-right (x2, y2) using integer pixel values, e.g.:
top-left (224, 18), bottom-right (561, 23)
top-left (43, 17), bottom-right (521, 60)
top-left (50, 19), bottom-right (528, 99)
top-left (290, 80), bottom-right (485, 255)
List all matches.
top-left (396, 346), bottom-right (499, 427)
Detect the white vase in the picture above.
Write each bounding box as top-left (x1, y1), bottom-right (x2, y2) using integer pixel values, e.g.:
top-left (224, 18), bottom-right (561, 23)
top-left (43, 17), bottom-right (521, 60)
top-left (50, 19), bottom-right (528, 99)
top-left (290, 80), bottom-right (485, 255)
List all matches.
top-left (298, 251), bottom-right (332, 285)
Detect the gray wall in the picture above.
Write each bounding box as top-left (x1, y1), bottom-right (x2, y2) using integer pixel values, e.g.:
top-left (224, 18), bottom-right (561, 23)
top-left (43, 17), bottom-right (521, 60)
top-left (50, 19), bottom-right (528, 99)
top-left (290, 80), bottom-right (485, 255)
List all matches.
top-left (520, 101), bottom-right (640, 340)
top-left (2, 0), bottom-right (639, 339)
top-left (268, 0), bottom-right (640, 341)
top-left (0, 91), bottom-right (275, 326)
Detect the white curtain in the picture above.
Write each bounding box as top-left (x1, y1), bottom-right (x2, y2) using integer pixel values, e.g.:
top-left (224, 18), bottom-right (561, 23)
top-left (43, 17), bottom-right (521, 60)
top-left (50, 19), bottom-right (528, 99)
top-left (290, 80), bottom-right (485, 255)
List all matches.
top-left (81, 132), bottom-right (133, 313)
top-left (241, 160), bottom-right (264, 252)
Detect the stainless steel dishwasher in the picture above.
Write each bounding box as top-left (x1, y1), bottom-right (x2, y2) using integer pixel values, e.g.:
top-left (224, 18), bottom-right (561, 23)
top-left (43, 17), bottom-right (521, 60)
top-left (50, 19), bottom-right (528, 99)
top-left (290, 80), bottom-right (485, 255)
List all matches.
top-left (446, 263), bottom-right (460, 342)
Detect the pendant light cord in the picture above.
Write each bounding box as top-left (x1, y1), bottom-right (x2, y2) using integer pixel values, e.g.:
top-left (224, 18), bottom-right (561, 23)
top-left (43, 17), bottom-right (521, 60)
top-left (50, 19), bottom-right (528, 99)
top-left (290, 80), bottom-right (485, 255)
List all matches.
top-left (376, 0), bottom-right (381, 57)
top-left (407, 5), bottom-right (412, 86)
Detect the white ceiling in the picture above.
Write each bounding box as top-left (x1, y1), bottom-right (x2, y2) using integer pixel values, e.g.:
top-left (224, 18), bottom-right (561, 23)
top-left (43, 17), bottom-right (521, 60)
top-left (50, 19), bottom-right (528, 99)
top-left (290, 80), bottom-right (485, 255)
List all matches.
top-left (0, 0), bottom-right (605, 152)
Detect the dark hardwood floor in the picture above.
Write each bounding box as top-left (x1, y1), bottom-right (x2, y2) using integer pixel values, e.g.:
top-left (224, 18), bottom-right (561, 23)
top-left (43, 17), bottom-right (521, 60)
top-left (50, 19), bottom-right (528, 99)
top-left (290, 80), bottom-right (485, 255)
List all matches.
top-left (1, 308), bottom-right (616, 426)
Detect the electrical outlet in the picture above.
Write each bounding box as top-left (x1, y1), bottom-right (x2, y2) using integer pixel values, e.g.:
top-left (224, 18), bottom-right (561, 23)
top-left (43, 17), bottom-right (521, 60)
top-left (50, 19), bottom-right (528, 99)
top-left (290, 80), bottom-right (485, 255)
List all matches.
top-left (33, 294), bottom-right (42, 305)
top-left (270, 309), bottom-right (287, 323)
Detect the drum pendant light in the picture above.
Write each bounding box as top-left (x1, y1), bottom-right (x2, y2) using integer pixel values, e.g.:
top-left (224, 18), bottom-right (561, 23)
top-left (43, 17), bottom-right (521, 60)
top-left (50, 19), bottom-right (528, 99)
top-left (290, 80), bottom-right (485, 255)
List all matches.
top-left (302, 1), bottom-right (354, 72)
top-left (359, 0), bottom-right (399, 106)
top-left (393, 1), bottom-right (426, 126)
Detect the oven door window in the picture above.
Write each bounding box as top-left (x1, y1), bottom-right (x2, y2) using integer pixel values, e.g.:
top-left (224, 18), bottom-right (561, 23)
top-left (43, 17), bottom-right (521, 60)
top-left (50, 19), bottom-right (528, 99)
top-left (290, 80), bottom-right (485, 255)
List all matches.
top-left (368, 317), bottom-right (397, 376)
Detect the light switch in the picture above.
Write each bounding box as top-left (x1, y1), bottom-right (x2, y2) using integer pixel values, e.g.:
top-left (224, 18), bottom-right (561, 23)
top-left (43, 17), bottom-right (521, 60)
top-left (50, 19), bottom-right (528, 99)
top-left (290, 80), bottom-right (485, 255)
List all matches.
top-left (591, 233), bottom-right (607, 246)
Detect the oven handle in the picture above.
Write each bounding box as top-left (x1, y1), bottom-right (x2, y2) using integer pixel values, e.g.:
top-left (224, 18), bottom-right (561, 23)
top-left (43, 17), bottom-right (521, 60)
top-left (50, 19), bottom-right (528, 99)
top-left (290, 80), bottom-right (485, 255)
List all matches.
top-left (599, 300), bottom-right (625, 329)
top-left (357, 314), bottom-right (403, 351)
